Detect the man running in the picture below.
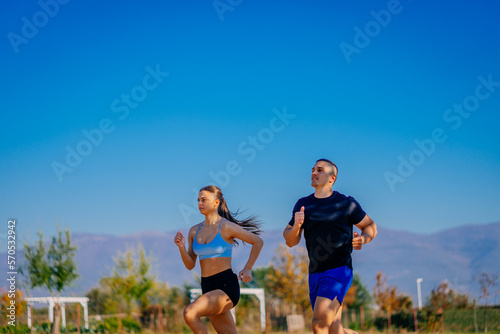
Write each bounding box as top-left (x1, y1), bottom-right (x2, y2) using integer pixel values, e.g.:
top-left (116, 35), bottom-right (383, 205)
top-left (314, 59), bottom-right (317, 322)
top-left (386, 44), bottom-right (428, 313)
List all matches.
top-left (283, 159), bottom-right (377, 334)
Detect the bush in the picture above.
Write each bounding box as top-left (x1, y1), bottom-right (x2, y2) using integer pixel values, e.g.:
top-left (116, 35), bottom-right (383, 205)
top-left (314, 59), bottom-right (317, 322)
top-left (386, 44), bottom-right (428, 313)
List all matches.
top-left (363, 317), bottom-right (374, 331)
top-left (391, 311), bottom-right (414, 331)
top-left (121, 317), bottom-right (141, 333)
top-left (94, 317), bottom-right (141, 334)
top-left (373, 316), bottom-right (387, 331)
top-left (348, 321), bottom-right (361, 331)
top-left (0, 325), bottom-right (30, 334)
top-left (373, 312), bottom-right (417, 332)
top-left (96, 317), bottom-right (118, 333)
top-left (37, 322), bottom-right (52, 334)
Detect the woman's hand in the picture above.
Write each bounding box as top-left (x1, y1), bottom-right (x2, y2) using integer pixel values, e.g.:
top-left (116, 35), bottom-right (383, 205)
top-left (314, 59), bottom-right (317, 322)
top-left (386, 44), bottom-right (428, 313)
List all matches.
top-left (174, 231), bottom-right (185, 248)
top-left (239, 268), bottom-right (252, 283)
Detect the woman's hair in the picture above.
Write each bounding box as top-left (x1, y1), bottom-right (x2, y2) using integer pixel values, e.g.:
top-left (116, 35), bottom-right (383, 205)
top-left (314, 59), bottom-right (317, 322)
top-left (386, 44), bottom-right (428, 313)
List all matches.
top-left (200, 185), bottom-right (261, 246)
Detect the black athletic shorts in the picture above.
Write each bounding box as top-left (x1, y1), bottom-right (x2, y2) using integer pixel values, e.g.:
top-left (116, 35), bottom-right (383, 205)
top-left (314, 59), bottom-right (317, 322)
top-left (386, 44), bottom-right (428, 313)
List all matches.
top-left (201, 269), bottom-right (240, 307)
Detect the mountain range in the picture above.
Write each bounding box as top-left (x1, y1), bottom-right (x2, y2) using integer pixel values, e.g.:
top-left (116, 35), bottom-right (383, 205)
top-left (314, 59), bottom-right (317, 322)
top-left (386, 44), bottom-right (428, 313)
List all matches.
top-left (5, 222), bottom-right (500, 306)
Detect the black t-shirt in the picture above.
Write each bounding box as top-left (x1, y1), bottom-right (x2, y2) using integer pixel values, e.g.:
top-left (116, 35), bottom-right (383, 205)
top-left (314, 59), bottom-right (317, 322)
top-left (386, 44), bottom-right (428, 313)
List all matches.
top-left (288, 191), bottom-right (366, 273)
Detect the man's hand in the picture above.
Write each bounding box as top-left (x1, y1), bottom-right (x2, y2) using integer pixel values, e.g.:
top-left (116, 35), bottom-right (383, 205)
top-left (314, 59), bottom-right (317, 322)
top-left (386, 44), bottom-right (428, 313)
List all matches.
top-left (352, 232), bottom-right (365, 250)
top-left (283, 206), bottom-right (305, 248)
top-left (294, 206), bottom-right (305, 227)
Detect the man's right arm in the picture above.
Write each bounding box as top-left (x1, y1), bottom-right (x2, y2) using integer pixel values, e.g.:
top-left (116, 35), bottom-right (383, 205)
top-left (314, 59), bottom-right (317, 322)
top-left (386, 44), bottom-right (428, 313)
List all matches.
top-left (283, 206), bottom-right (305, 247)
top-left (283, 224), bottom-right (303, 247)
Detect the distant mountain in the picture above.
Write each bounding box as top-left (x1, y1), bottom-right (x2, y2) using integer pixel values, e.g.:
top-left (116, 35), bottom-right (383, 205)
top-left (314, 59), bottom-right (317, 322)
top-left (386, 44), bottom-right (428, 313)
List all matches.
top-left (352, 222), bottom-right (500, 303)
top-left (5, 222), bottom-right (500, 306)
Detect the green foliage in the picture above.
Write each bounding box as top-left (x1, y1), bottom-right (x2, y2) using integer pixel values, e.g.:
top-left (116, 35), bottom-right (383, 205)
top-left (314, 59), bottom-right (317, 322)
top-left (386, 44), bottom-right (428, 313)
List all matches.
top-left (373, 316), bottom-right (388, 331)
top-left (22, 229), bottom-right (78, 295)
top-left (242, 267), bottom-right (270, 291)
top-left (354, 273), bottom-right (372, 308)
top-left (373, 311), bottom-right (416, 331)
top-left (121, 317), bottom-right (141, 332)
top-left (94, 317), bottom-right (141, 333)
top-left (369, 308), bottom-right (500, 332)
top-left (59, 324), bottom-right (90, 333)
top-left (95, 317), bottom-right (118, 333)
top-left (345, 273), bottom-right (372, 310)
top-left (348, 321), bottom-right (361, 331)
top-left (100, 244), bottom-right (155, 313)
top-left (444, 307), bottom-right (500, 333)
top-left (86, 287), bottom-right (113, 315)
top-left (363, 317), bottom-right (374, 331)
top-left (0, 325), bottom-right (30, 334)
top-left (31, 322), bottom-right (52, 334)
top-left (87, 278), bottom-right (189, 331)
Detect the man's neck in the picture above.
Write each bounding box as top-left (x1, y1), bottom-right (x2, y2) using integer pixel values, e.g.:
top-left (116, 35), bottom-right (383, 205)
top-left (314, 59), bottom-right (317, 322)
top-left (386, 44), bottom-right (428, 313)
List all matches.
top-left (314, 187), bottom-right (333, 199)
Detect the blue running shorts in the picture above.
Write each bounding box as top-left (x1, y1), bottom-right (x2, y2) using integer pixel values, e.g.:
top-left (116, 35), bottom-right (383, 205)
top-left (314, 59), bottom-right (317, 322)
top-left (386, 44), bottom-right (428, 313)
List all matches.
top-left (308, 265), bottom-right (353, 310)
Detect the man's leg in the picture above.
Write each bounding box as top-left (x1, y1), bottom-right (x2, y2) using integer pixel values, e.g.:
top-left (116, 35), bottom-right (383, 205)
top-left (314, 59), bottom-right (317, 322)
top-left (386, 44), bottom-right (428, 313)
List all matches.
top-left (329, 304), bottom-right (359, 334)
top-left (310, 266), bottom-right (354, 334)
top-left (312, 296), bottom-right (341, 334)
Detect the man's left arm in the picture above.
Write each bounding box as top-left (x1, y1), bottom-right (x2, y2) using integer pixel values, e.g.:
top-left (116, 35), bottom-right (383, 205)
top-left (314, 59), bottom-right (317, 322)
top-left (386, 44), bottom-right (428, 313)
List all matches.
top-left (353, 214), bottom-right (377, 250)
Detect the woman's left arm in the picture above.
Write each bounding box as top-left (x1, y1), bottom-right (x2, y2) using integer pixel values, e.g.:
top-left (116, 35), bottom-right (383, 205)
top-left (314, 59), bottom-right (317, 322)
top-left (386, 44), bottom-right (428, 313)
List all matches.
top-left (223, 222), bottom-right (264, 283)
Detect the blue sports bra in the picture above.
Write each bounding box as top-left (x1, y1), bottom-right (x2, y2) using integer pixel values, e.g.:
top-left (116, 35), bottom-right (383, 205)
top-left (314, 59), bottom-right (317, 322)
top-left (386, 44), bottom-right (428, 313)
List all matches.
top-left (193, 218), bottom-right (233, 260)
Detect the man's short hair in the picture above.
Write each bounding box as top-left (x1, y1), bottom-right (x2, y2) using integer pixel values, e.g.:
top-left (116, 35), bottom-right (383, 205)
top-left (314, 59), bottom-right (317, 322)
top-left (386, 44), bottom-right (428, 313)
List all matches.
top-left (316, 159), bottom-right (338, 177)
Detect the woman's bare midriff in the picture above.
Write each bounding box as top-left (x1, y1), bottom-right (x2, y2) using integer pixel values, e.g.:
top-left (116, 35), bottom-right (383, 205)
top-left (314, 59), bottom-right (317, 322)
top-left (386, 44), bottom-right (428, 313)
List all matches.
top-left (200, 257), bottom-right (232, 277)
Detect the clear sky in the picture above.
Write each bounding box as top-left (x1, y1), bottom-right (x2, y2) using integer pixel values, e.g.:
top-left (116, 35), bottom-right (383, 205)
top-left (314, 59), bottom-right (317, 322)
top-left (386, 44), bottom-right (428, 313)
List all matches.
top-left (1, 0), bottom-right (500, 241)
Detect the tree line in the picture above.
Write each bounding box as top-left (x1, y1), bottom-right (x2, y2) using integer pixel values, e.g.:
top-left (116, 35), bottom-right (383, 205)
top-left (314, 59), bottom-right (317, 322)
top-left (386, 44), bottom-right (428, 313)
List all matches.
top-left (1, 228), bottom-right (498, 333)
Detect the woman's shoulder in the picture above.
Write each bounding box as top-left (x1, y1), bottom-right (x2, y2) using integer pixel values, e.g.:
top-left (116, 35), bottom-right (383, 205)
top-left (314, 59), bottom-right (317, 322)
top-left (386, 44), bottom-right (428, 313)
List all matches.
top-left (220, 218), bottom-right (238, 231)
top-left (219, 218), bottom-right (238, 241)
top-left (188, 223), bottom-right (201, 235)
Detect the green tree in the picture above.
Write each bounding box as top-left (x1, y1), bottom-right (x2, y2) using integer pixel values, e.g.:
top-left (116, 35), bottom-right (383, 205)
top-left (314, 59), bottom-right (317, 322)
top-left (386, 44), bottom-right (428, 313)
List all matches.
top-left (86, 287), bottom-right (114, 315)
top-left (22, 229), bottom-right (78, 334)
top-left (100, 244), bottom-right (155, 314)
top-left (344, 273), bottom-right (372, 310)
top-left (241, 267), bottom-right (271, 291)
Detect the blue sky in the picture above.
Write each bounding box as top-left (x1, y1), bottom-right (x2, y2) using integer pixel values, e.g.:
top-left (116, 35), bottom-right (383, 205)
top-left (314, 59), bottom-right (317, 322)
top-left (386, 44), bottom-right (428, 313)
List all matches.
top-left (1, 0), bottom-right (500, 242)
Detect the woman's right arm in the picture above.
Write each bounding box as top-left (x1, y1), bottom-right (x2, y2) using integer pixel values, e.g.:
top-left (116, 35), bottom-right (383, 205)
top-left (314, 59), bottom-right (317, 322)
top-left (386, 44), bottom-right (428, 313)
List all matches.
top-left (174, 226), bottom-right (197, 270)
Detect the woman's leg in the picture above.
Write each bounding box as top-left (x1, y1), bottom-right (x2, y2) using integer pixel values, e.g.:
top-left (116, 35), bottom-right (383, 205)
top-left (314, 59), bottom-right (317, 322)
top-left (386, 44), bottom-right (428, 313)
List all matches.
top-left (208, 311), bottom-right (237, 334)
top-left (183, 290), bottom-right (234, 334)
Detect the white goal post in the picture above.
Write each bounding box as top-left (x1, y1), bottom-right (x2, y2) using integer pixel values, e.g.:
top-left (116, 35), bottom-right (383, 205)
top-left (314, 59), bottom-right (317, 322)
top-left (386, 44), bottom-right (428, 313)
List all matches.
top-left (25, 296), bottom-right (90, 330)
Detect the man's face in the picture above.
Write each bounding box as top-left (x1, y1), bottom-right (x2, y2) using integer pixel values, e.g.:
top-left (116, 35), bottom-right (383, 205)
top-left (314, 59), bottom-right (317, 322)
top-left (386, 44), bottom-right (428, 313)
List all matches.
top-left (311, 161), bottom-right (336, 188)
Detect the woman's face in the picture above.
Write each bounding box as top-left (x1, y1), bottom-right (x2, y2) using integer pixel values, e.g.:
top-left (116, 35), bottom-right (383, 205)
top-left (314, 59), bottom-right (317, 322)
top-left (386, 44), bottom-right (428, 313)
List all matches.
top-left (197, 190), bottom-right (219, 215)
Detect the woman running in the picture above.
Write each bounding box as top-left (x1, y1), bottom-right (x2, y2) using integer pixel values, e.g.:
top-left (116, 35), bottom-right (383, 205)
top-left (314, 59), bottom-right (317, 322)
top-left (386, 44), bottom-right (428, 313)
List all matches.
top-left (174, 185), bottom-right (263, 334)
